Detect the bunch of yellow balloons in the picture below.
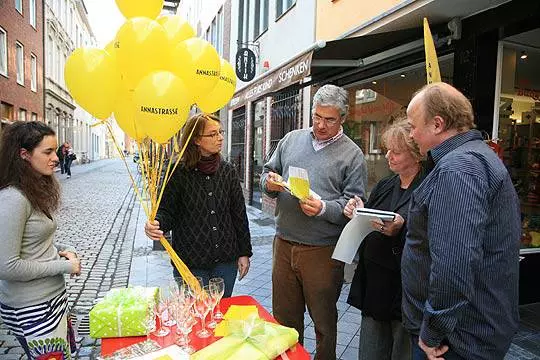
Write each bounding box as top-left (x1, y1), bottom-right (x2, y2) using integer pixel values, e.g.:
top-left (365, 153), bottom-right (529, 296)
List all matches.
top-left (64, 0), bottom-right (237, 144)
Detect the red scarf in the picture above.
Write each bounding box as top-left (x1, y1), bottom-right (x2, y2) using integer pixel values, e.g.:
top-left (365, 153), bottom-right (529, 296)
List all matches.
top-left (197, 153), bottom-right (220, 175)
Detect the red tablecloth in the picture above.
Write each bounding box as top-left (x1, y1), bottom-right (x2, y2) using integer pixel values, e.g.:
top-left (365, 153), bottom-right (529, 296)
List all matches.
top-left (100, 295), bottom-right (310, 359)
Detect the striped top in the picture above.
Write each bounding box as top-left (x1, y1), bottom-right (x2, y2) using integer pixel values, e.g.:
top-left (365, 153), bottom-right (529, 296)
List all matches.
top-left (401, 130), bottom-right (520, 360)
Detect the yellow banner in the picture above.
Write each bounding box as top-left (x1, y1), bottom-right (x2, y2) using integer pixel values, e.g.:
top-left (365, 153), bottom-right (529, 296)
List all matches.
top-left (423, 18), bottom-right (441, 84)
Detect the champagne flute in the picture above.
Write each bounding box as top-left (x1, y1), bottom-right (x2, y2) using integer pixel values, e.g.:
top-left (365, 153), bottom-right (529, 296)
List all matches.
top-left (209, 277), bottom-right (225, 320)
top-left (194, 285), bottom-right (212, 338)
top-left (206, 283), bottom-right (220, 329)
top-left (153, 296), bottom-right (170, 337)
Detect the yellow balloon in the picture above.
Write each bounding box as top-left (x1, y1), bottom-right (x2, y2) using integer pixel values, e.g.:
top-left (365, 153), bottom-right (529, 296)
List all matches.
top-left (157, 15), bottom-right (195, 45)
top-left (197, 59), bottom-right (237, 113)
top-left (114, 90), bottom-right (146, 141)
top-left (115, 0), bottom-right (163, 20)
top-left (169, 38), bottom-right (220, 99)
top-left (65, 48), bottom-right (119, 120)
top-left (133, 71), bottom-right (192, 144)
top-left (115, 17), bottom-right (169, 90)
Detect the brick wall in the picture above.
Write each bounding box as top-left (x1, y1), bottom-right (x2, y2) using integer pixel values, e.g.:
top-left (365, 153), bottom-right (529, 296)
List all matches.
top-left (0, 0), bottom-right (44, 121)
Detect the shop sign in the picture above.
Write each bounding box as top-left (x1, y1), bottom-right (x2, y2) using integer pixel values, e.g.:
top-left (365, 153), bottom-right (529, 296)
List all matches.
top-left (229, 51), bottom-right (313, 109)
top-left (235, 48), bottom-right (257, 82)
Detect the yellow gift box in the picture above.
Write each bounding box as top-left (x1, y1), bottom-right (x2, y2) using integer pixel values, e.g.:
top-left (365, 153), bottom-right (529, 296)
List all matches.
top-left (192, 306), bottom-right (299, 360)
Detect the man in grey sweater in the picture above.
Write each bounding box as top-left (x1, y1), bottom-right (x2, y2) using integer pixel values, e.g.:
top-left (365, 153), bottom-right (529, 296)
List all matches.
top-left (261, 84), bottom-right (367, 360)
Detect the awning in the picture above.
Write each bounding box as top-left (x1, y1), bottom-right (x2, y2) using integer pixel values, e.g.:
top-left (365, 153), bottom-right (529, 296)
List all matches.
top-left (229, 27), bottom-right (426, 109)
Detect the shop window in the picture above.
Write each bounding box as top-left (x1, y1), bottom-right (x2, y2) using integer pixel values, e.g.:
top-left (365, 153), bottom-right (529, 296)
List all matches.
top-left (344, 55), bottom-right (454, 190)
top-left (496, 31), bottom-right (540, 251)
top-left (268, 88), bottom-right (301, 159)
top-left (231, 107), bottom-right (246, 182)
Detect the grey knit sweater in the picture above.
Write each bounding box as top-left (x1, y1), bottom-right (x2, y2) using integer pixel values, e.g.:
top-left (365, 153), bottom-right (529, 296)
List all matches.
top-left (0, 187), bottom-right (75, 308)
top-left (261, 129), bottom-right (367, 246)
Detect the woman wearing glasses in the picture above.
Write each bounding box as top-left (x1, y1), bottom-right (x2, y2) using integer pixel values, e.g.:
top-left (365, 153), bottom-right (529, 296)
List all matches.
top-left (144, 113), bottom-right (252, 297)
top-left (343, 119), bottom-right (425, 360)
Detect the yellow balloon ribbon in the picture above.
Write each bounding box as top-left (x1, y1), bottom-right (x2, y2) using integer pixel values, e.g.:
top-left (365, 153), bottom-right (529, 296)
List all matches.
top-left (65, 48), bottom-right (119, 120)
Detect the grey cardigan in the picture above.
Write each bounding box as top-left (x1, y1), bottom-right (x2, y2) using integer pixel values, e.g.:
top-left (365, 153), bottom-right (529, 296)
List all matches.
top-left (0, 187), bottom-right (75, 308)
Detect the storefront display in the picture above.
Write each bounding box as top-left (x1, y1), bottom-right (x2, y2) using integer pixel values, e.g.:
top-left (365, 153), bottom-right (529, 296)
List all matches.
top-left (343, 56), bottom-right (454, 190)
top-left (496, 35), bottom-right (540, 253)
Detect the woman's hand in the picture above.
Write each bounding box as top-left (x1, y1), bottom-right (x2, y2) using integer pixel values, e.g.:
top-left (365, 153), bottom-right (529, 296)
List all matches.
top-left (237, 256), bottom-right (250, 280)
top-left (371, 213), bottom-right (405, 236)
top-left (145, 220), bottom-right (163, 241)
top-left (59, 251), bottom-right (81, 277)
top-left (343, 195), bottom-right (364, 219)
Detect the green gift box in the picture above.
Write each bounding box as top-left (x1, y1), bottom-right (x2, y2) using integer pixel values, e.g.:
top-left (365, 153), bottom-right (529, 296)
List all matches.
top-left (89, 287), bottom-right (159, 339)
top-left (192, 317), bottom-right (299, 360)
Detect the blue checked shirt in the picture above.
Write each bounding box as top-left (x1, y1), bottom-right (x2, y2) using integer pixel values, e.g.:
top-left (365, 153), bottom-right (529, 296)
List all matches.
top-left (402, 130), bottom-right (521, 360)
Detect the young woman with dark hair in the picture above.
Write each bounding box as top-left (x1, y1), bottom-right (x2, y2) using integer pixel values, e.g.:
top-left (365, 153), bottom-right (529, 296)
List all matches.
top-left (0, 121), bottom-right (81, 359)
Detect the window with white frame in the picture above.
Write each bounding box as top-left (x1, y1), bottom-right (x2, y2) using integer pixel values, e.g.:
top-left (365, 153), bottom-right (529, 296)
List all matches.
top-left (16, 42), bottom-right (24, 85)
top-left (30, 53), bottom-right (37, 92)
top-left (15, 0), bottom-right (22, 14)
top-left (0, 28), bottom-right (7, 77)
top-left (31, 112), bottom-right (37, 121)
top-left (69, 7), bottom-right (73, 38)
top-left (47, 36), bottom-right (53, 77)
top-left (254, 0), bottom-right (269, 38)
top-left (29, 0), bottom-right (36, 28)
top-left (276, 0), bottom-right (295, 18)
top-left (55, 45), bottom-right (60, 83)
top-left (18, 108), bottom-right (27, 121)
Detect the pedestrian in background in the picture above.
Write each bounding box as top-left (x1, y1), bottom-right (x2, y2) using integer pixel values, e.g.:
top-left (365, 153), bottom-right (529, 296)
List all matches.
top-left (64, 142), bottom-right (75, 179)
top-left (402, 82), bottom-right (520, 360)
top-left (344, 119), bottom-right (424, 360)
top-left (0, 121), bottom-right (81, 359)
top-left (261, 84), bottom-right (367, 360)
top-left (56, 141), bottom-right (68, 174)
top-left (144, 113), bottom-right (252, 297)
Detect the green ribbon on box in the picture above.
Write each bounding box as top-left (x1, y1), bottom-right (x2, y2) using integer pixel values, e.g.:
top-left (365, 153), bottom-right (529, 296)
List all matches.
top-left (89, 287), bottom-right (159, 339)
top-left (192, 316), bottom-right (299, 360)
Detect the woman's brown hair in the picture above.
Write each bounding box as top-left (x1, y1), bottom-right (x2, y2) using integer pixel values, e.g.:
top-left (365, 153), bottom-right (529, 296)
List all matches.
top-left (0, 121), bottom-right (60, 217)
top-left (179, 113), bottom-right (221, 170)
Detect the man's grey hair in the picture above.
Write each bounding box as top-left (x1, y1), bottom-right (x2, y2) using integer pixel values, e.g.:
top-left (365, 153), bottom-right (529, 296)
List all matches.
top-left (311, 84), bottom-right (349, 119)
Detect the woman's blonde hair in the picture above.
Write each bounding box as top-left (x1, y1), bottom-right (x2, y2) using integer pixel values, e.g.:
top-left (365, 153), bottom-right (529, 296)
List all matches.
top-left (381, 118), bottom-right (422, 161)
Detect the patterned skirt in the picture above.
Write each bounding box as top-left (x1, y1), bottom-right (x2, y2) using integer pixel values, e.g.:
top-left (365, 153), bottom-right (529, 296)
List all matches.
top-left (0, 290), bottom-right (76, 359)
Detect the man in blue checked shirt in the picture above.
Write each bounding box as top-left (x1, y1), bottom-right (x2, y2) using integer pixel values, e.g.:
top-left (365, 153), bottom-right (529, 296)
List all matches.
top-left (402, 82), bottom-right (520, 360)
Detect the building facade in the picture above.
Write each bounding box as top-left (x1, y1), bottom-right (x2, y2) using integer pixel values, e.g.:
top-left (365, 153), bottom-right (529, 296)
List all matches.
top-left (0, 0), bottom-right (44, 129)
top-left (227, 0), bottom-right (316, 209)
top-left (45, 0), bottom-right (104, 161)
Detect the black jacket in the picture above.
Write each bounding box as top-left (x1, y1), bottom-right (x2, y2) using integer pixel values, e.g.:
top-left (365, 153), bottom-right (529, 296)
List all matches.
top-left (156, 160), bottom-right (252, 269)
top-left (347, 170), bottom-right (425, 321)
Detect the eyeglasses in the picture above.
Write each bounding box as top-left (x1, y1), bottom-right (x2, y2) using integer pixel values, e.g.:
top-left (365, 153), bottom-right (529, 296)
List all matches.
top-left (200, 129), bottom-right (225, 139)
top-left (312, 113), bottom-right (341, 126)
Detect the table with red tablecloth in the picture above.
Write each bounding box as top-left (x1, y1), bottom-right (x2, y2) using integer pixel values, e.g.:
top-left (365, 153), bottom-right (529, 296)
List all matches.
top-left (100, 295), bottom-right (310, 359)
